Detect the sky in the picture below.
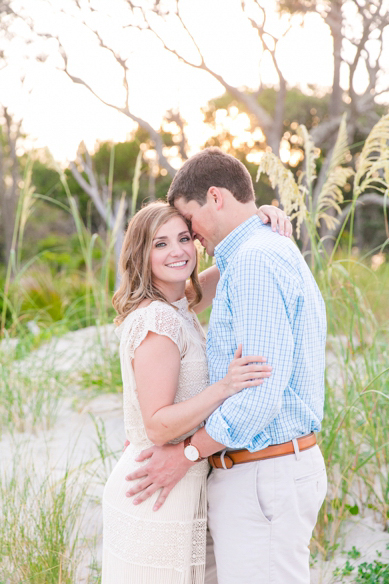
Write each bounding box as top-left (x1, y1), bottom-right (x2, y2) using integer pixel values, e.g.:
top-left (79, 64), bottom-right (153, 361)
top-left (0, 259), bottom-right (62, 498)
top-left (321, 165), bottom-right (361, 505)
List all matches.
top-left (1, 0), bottom-right (388, 164)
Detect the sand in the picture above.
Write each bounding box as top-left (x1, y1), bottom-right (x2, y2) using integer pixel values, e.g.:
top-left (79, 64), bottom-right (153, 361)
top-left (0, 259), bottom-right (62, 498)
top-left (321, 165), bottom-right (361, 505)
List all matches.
top-left (1, 325), bottom-right (388, 583)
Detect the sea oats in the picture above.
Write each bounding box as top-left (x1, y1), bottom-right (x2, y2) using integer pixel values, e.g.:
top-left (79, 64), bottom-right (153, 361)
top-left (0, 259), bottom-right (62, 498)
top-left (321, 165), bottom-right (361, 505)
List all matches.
top-left (256, 152), bottom-right (307, 237)
top-left (354, 113), bottom-right (389, 197)
top-left (297, 124), bottom-right (318, 189)
top-left (315, 114), bottom-right (354, 229)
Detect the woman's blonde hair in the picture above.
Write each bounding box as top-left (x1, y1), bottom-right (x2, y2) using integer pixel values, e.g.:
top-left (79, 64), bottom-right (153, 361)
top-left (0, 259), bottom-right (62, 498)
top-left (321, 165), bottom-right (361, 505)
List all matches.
top-left (112, 201), bottom-right (202, 325)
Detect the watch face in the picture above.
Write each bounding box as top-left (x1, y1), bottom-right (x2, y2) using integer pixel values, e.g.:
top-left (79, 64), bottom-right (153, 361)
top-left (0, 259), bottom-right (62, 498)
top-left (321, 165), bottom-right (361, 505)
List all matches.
top-left (184, 444), bottom-right (200, 462)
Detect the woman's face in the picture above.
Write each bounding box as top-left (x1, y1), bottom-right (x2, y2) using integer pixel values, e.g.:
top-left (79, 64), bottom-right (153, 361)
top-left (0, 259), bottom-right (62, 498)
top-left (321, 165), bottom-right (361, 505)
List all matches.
top-left (150, 215), bottom-right (197, 291)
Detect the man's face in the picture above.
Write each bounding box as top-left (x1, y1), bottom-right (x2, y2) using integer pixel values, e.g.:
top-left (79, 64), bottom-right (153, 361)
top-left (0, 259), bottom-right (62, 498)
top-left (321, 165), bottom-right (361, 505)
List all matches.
top-left (174, 196), bottom-right (219, 256)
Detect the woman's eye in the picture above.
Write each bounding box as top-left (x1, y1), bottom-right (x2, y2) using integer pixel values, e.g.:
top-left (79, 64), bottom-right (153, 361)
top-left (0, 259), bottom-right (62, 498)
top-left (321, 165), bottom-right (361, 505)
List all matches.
top-left (155, 242), bottom-right (166, 248)
top-left (180, 236), bottom-right (190, 242)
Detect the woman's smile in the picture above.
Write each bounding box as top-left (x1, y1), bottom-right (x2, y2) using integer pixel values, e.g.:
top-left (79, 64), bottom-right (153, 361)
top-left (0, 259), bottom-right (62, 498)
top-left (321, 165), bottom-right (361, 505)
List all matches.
top-left (165, 260), bottom-right (189, 268)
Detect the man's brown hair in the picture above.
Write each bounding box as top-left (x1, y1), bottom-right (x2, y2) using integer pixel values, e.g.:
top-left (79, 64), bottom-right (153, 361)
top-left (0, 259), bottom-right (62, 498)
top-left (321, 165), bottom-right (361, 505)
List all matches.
top-left (167, 147), bottom-right (255, 206)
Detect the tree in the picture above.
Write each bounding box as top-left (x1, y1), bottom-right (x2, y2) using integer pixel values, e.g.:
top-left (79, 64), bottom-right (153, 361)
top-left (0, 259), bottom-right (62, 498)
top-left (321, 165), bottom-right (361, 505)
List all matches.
top-left (129, 0), bottom-right (389, 248)
top-left (0, 108), bottom-right (22, 266)
top-left (5, 0), bottom-right (389, 251)
top-left (69, 142), bottom-right (132, 288)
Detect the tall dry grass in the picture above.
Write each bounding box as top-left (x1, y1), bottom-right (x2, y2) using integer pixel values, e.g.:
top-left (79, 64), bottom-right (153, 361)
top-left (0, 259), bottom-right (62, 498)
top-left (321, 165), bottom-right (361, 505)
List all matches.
top-left (258, 113), bottom-right (389, 557)
top-left (1, 123), bottom-right (389, 581)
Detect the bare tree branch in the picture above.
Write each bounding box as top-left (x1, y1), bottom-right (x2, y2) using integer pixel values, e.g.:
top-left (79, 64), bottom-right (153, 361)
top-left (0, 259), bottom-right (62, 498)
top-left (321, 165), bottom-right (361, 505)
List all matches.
top-left (35, 7), bottom-right (177, 178)
top-left (126, 1), bottom-right (275, 141)
top-left (165, 109), bottom-right (188, 160)
top-left (70, 143), bottom-right (127, 287)
top-left (241, 0), bottom-right (289, 153)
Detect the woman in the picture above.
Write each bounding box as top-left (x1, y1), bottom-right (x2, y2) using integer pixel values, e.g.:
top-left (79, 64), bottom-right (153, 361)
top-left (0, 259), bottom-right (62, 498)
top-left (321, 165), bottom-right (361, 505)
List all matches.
top-left (102, 202), bottom-right (290, 583)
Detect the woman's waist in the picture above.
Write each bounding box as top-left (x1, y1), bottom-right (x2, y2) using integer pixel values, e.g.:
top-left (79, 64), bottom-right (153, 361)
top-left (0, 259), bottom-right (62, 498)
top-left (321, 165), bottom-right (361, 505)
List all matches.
top-left (123, 441), bottom-right (209, 476)
top-left (125, 423), bottom-right (204, 448)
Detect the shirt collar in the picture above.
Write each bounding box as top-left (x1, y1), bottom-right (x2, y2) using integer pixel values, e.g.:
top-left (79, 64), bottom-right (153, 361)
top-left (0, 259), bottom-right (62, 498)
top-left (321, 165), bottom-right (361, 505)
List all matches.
top-left (214, 214), bottom-right (265, 274)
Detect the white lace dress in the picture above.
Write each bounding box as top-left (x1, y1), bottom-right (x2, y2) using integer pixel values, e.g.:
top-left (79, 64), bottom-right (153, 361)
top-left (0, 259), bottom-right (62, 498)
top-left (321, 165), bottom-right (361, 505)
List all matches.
top-left (102, 298), bottom-right (210, 584)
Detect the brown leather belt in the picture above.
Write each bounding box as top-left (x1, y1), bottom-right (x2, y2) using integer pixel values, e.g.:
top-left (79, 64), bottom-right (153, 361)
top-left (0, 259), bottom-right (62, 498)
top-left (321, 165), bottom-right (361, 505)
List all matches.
top-left (209, 433), bottom-right (316, 469)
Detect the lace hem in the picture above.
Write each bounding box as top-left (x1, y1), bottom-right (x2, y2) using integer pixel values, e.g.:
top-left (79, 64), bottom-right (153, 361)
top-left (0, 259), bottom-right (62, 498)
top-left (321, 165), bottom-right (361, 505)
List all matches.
top-left (103, 500), bottom-right (207, 569)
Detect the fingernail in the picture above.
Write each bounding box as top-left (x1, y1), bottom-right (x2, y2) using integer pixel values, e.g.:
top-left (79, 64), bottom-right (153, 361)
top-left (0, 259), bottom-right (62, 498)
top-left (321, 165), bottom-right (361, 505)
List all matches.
top-left (153, 506), bottom-right (158, 512)
top-left (133, 500), bottom-right (139, 505)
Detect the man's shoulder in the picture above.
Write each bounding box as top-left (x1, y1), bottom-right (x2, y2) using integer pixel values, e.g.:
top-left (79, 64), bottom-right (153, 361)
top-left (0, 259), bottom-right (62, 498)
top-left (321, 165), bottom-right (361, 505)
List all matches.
top-left (233, 229), bottom-right (302, 274)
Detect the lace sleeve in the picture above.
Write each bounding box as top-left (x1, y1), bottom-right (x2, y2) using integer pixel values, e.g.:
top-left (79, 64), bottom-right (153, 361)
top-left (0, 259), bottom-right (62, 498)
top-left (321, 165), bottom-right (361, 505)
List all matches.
top-left (122, 301), bottom-right (183, 358)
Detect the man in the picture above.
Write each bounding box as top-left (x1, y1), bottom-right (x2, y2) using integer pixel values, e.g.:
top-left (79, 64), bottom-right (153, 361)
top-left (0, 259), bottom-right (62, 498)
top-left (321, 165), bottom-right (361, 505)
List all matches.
top-left (126, 148), bottom-right (327, 583)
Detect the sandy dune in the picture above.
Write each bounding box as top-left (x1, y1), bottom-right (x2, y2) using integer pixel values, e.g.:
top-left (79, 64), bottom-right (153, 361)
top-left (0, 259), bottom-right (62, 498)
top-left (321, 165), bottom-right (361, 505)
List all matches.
top-left (1, 325), bottom-right (388, 583)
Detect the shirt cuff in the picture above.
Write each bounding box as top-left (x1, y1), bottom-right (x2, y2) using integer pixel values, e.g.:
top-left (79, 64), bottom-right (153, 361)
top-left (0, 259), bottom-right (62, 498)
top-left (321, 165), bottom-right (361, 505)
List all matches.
top-left (205, 409), bottom-right (275, 452)
top-left (205, 410), bottom-right (249, 450)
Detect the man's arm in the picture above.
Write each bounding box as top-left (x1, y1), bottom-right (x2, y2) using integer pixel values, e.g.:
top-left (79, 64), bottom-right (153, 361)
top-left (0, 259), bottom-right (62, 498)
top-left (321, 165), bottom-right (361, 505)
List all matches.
top-left (125, 428), bottom-right (224, 511)
top-left (205, 248), bottom-right (296, 450)
top-left (125, 342), bottom-right (271, 509)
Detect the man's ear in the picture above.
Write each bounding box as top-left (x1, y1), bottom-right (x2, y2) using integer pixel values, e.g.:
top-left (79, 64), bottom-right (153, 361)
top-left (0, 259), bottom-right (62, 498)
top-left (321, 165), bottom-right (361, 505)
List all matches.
top-left (207, 186), bottom-right (223, 210)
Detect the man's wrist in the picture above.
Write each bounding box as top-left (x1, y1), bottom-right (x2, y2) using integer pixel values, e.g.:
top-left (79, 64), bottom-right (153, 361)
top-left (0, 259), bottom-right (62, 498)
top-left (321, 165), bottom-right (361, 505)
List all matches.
top-left (183, 436), bottom-right (204, 462)
top-left (190, 426), bottom-right (226, 459)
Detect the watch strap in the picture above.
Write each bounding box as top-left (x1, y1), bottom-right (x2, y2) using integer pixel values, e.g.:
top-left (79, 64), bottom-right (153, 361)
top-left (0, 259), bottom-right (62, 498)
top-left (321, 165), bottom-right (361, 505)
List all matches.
top-left (184, 436), bottom-right (203, 461)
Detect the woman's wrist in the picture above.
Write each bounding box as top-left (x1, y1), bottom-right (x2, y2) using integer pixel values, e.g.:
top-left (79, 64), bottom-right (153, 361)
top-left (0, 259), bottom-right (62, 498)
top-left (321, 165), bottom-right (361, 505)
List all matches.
top-left (215, 379), bottom-right (230, 402)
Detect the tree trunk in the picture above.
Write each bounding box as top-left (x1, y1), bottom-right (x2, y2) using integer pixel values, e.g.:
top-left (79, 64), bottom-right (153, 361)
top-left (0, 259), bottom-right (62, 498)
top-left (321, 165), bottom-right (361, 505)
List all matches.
top-left (113, 198), bottom-right (126, 290)
top-left (327, 0), bottom-right (343, 118)
top-left (0, 111), bottom-right (21, 267)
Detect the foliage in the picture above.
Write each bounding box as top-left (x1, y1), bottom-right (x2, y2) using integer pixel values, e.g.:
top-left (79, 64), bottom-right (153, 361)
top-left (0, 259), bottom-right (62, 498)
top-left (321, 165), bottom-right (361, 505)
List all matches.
top-left (333, 553), bottom-right (389, 583)
top-left (256, 147), bottom-right (306, 236)
top-left (257, 113), bottom-right (389, 261)
top-left (253, 113), bottom-right (389, 558)
top-left (256, 114), bottom-right (389, 556)
top-left (79, 353), bottom-right (122, 395)
top-left (0, 452), bottom-right (86, 583)
top-left (312, 116), bottom-right (354, 229)
top-left (1, 121), bottom-right (389, 578)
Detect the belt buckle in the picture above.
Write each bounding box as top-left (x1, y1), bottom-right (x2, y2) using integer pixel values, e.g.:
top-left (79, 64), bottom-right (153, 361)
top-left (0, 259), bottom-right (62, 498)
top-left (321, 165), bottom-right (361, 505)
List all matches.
top-left (220, 450), bottom-right (234, 469)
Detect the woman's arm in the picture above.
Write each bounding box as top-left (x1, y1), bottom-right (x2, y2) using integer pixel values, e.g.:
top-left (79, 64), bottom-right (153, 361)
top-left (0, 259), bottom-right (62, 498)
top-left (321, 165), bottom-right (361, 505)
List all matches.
top-left (188, 264), bottom-right (220, 314)
top-left (134, 335), bottom-right (271, 446)
top-left (257, 205), bottom-right (292, 236)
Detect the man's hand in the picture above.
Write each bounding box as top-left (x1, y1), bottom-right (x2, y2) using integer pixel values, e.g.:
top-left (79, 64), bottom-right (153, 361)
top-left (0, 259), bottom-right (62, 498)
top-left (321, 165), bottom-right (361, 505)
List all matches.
top-left (125, 442), bottom-right (194, 511)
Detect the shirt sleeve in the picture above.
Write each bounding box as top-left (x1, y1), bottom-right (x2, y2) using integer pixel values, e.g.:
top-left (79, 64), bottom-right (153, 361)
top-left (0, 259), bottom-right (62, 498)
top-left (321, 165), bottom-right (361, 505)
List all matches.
top-left (123, 302), bottom-right (184, 359)
top-left (205, 248), bottom-right (298, 451)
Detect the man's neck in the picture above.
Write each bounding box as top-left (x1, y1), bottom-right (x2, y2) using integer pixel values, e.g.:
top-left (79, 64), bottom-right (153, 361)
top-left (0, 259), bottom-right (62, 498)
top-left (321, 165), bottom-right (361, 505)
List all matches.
top-left (218, 201), bottom-right (258, 242)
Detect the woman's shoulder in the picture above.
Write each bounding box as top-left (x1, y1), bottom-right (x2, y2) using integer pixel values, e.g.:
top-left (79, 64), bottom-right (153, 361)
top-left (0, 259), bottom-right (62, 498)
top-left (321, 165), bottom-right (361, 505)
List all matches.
top-left (118, 300), bottom-right (181, 336)
top-left (116, 300), bottom-right (184, 353)
top-left (121, 299), bottom-right (173, 321)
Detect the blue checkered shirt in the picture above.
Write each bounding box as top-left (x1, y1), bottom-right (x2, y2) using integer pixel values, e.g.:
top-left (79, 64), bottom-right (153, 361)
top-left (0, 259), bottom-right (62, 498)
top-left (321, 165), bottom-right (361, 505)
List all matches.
top-left (205, 215), bottom-right (326, 452)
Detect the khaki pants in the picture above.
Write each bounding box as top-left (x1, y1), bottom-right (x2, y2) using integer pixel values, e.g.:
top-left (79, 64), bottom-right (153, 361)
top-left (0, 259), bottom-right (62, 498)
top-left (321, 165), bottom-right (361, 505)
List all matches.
top-left (205, 444), bottom-right (327, 584)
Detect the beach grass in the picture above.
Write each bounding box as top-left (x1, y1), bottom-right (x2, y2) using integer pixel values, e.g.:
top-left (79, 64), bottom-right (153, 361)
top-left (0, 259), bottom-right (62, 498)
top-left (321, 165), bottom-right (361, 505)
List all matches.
top-left (313, 256), bottom-right (389, 558)
top-left (0, 452), bottom-right (85, 583)
top-left (2, 135), bottom-right (389, 581)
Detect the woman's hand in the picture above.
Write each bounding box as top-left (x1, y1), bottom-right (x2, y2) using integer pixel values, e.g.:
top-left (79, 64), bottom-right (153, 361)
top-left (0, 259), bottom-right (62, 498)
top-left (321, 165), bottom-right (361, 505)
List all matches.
top-left (221, 344), bottom-right (272, 398)
top-left (257, 205), bottom-right (292, 237)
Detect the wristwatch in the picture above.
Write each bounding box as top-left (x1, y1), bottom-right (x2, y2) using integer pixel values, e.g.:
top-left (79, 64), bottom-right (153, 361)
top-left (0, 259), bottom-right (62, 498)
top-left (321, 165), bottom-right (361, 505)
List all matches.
top-left (183, 436), bottom-right (203, 462)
